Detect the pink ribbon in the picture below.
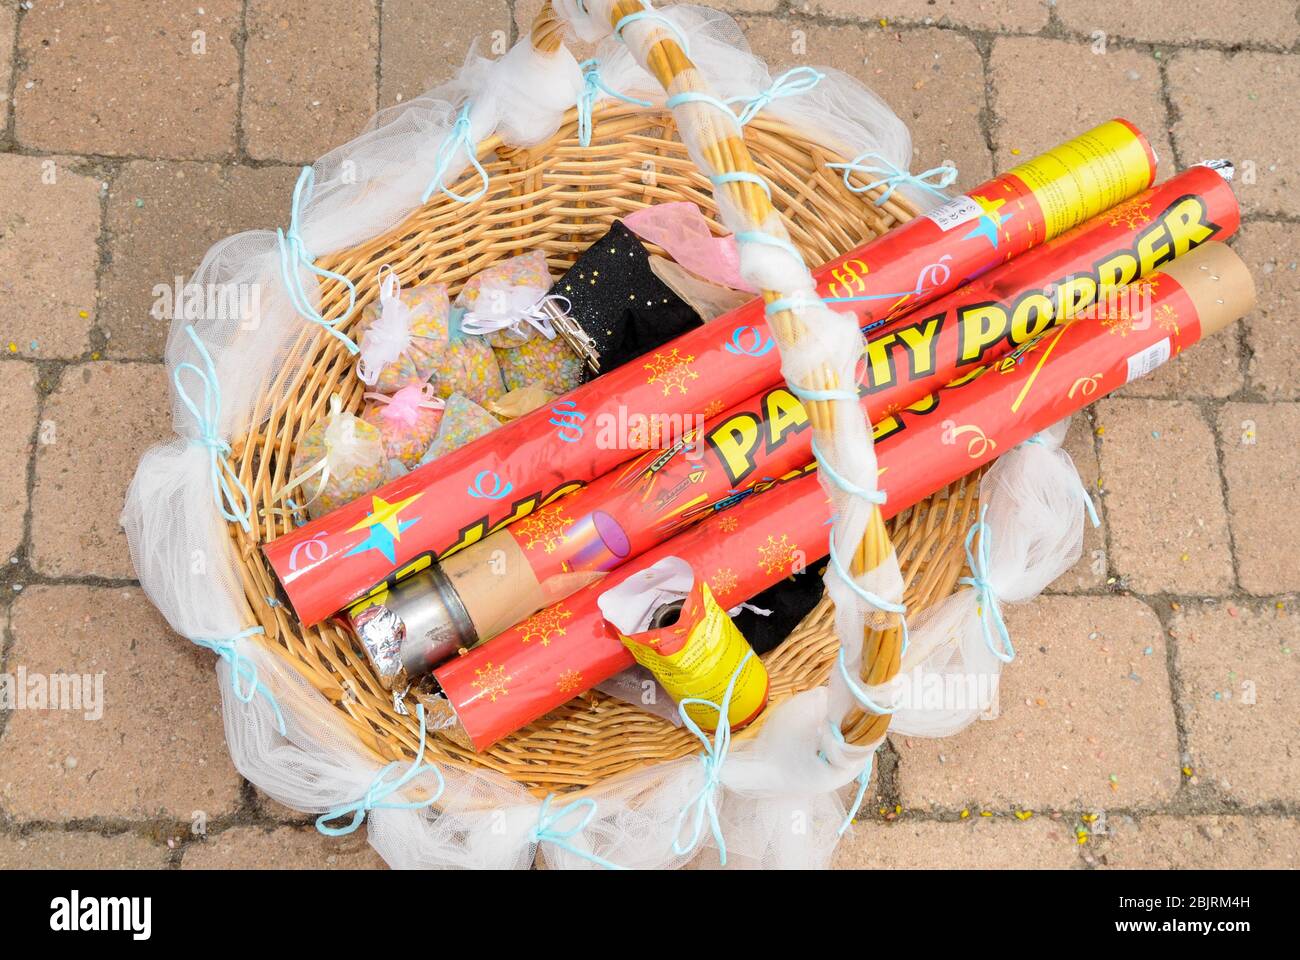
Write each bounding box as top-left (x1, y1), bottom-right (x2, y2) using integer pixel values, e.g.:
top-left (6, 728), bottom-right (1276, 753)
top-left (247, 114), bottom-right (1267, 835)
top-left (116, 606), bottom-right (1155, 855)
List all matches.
top-left (366, 383), bottom-right (445, 429)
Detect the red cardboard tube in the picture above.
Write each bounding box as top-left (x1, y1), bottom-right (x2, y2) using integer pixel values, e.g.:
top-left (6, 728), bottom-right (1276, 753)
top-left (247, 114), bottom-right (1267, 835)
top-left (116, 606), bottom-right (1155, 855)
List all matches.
top-left (433, 241), bottom-right (1252, 751)
top-left (352, 164), bottom-right (1238, 656)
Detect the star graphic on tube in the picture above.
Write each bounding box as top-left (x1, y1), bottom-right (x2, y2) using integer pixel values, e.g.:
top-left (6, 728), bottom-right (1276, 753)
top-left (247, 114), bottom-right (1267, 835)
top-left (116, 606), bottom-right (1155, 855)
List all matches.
top-left (344, 493), bottom-right (423, 564)
top-left (962, 193), bottom-right (1013, 249)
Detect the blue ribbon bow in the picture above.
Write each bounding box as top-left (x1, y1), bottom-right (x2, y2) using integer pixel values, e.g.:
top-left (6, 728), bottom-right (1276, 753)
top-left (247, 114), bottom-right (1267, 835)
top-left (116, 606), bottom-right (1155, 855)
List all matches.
top-left (734, 66), bottom-right (825, 125)
top-left (316, 704), bottom-right (446, 836)
top-left (958, 505), bottom-right (1015, 663)
top-left (173, 325), bottom-right (253, 532)
top-left (191, 626), bottom-right (286, 735)
top-left (577, 59), bottom-right (653, 147)
top-left (421, 102), bottom-right (490, 205)
top-left (666, 66), bottom-right (825, 129)
top-left (826, 151), bottom-right (958, 206)
top-left (531, 795), bottom-right (626, 870)
top-left (672, 649), bottom-right (754, 866)
top-left (275, 166), bottom-right (360, 354)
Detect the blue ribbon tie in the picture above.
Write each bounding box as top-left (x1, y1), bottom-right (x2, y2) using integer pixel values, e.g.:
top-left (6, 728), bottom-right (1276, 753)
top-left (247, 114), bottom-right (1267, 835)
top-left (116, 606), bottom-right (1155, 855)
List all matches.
top-left (672, 650), bottom-right (754, 866)
top-left (577, 59), bottom-right (653, 147)
top-left (826, 151), bottom-right (957, 206)
top-left (173, 325), bottom-right (253, 532)
top-left (421, 102), bottom-right (490, 205)
top-left (191, 626), bottom-right (286, 735)
top-left (958, 505), bottom-right (1014, 663)
top-left (316, 704), bottom-right (446, 836)
top-left (531, 795), bottom-right (626, 870)
top-left (276, 167), bottom-right (360, 355)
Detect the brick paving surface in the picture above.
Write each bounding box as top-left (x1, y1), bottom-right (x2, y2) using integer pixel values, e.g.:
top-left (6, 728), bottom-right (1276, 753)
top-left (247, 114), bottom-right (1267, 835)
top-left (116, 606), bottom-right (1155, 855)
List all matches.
top-left (0, 0), bottom-right (1294, 870)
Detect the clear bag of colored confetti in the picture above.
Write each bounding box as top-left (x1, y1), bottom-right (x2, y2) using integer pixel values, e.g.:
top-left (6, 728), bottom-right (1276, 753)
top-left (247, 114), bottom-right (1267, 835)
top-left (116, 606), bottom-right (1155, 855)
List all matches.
top-left (288, 396), bottom-right (387, 520)
top-left (360, 383), bottom-right (446, 471)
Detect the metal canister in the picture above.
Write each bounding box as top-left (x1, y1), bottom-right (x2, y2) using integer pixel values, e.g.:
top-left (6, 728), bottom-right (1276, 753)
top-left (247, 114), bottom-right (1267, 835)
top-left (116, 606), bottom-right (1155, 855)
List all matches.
top-left (345, 565), bottom-right (478, 690)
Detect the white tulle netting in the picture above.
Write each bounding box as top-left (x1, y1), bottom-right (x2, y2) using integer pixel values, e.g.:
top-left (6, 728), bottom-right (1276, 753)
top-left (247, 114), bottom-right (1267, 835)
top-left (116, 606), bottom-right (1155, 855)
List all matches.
top-left (120, 2), bottom-right (1095, 869)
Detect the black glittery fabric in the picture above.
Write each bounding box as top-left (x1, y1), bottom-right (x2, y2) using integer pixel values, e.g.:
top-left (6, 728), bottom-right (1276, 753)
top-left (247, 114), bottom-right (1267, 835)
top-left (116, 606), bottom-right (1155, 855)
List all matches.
top-left (552, 220), bottom-right (701, 380)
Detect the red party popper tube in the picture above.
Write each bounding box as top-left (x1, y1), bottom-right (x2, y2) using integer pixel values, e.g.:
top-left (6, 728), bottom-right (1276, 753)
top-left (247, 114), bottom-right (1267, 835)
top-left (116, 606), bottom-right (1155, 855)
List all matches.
top-left (432, 242), bottom-right (1253, 750)
top-left (345, 163), bottom-right (1238, 666)
top-left (265, 119), bottom-right (1158, 627)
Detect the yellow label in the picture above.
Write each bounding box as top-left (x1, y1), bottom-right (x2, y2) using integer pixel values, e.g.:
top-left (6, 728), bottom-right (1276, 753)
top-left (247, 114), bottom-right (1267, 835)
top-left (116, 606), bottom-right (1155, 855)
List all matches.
top-left (621, 582), bottom-right (769, 731)
top-left (1006, 119), bottom-right (1153, 240)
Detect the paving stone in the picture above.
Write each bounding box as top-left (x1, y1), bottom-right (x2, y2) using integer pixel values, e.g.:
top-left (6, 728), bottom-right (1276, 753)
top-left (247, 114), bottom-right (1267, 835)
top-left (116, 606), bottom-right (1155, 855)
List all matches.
top-left (1091, 814), bottom-right (1300, 869)
top-left (0, 585), bottom-right (243, 822)
top-left (0, 0), bottom-right (14, 135)
top-left (101, 162), bottom-right (300, 360)
top-left (739, 20), bottom-right (992, 193)
top-left (1217, 403), bottom-right (1300, 595)
top-left (1173, 603), bottom-right (1299, 806)
top-left (0, 362), bottom-right (39, 562)
top-left (1055, 0), bottom-right (1300, 48)
top-left (1168, 51), bottom-right (1300, 218)
top-left (1047, 412), bottom-right (1107, 592)
top-left (897, 595), bottom-right (1180, 810)
top-left (1115, 304), bottom-right (1243, 399)
top-left (381, 0), bottom-right (511, 106)
top-left (243, 0), bottom-right (380, 163)
top-left (14, 0), bottom-right (240, 159)
top-left (30, 363), bottom-right (171, 578)
top-left (1094, 398), bottom-right (1233, 595)
top-left (800, 1), bottom-right (1051, 33)
top-left (834, 816), bottom-right (1080, 869)
top-left (1234, 221), bottom-right (1299, 401)
top-left (0, 154), bottom-right (101, 359)
top-left (989, 36), bottom-right (1173, 179)
top-left (181, 825), bottom-right (388, 869)
top-left (0, 830), bottom-right (171, 869)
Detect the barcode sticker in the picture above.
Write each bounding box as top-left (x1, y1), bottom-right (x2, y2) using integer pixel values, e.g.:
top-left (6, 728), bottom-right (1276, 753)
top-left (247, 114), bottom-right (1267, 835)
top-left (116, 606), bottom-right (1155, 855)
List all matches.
top-left (1125, 338), bottom-right (1171, 383)
top-left (926, 195), bottom-right (982, 232)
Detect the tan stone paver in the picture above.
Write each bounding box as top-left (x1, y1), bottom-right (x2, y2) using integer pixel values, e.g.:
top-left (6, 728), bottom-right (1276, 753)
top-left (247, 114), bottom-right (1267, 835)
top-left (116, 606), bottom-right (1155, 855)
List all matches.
top-left (804, 1), bottom-right (1051, 33)
top-left (834, 815), bottom-right (1080, 869)
top-left (30, 363), bottom-right (171, 578)
top-left (243, 0), bottom-right (380, 163)
top-left (0, 0), bottom-right (15, 135)
top-left (14, 0), bottom-right (241, 159)
top-left (1092, 815), bottom-right (1300, 869)
top-left (0, 154), bottom-right (101, 359)
top-left (989, 36), bottom-right (1173, 178)
top-left (1233, 221), bottom-right (1299, 402)
top-left (101, 162), bottom-right (300, 360)
top-left (0, 362), bottom-right (39, 561)
top-left (381, 0), bottom-right (512, 107)
top-left (740, 20), bottom-right (993, 192)
top-left (897, 596), bottom-right (1181, 810)
top-left (0, 831), bottom-right (172, 870)
top-left (1094, 399), bottom-right (1234, 595)
top-left (1055, 0), bottom-right (1300, 48)
top-left (181, 826), bottom-right (387, 869)
top-left (1167, 51), bottom-right (1300, 218)
top-left (0, 586), bottom-right (243, 822)
top-left (1173, 604), bottom-right (1299, 806)
top-left (1216, 403), bottom-right (1300, 596)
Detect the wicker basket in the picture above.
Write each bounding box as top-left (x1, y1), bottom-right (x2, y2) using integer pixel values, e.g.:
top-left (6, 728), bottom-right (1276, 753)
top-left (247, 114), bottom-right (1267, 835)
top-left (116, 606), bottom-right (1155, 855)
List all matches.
top-left (227, 2), bottom-right (981, 801)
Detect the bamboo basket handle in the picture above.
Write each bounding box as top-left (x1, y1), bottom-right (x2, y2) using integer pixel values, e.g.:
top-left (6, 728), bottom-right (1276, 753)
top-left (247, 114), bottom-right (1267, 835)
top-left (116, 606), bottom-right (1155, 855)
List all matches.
top-left (529, 1), bottom-right (903, 746)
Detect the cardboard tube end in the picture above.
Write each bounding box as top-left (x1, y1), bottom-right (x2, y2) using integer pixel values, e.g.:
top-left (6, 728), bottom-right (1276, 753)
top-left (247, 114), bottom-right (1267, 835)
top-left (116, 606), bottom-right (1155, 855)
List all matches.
top-left (1161, 241), bottom-right (1255, 338)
